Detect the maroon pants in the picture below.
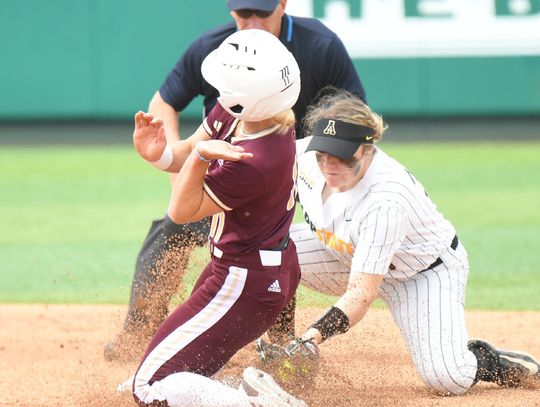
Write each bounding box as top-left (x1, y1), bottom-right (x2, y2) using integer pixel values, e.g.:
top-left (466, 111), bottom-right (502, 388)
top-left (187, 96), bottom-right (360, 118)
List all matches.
top-left (133, 242), bottom-right (300, 405)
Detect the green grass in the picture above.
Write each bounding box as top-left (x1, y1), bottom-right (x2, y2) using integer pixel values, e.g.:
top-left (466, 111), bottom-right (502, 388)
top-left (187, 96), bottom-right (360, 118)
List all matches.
top-left (383, 143), bottom-right (540, 310)
top-left (1, 142), bottom-right (539, 310)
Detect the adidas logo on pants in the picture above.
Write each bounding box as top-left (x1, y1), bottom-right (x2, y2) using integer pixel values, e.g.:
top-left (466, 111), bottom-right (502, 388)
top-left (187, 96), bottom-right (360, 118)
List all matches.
top-left (267, 280), bottom-right (281, 293)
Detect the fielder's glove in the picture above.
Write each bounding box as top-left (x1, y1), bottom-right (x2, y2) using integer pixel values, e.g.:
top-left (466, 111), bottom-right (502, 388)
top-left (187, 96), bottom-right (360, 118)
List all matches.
top-left (255, 337), bottom-right (320, 388)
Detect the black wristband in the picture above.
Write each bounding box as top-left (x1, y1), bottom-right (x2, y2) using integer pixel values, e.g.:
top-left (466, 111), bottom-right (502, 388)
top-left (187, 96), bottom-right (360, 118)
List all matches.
top-left (311, 306), bottom-right (350, 342)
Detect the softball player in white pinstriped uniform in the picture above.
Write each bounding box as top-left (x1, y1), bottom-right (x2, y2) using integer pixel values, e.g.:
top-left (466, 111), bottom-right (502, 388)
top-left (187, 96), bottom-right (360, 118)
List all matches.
top-left (283, 89), bottom-right (540, 396)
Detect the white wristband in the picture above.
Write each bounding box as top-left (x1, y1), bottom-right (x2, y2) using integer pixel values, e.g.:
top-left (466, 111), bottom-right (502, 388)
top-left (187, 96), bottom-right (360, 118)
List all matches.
top-left (149, 146), bottom-right (173, 170)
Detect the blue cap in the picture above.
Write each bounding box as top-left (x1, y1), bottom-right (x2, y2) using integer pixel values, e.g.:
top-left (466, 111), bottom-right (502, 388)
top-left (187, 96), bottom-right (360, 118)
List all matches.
top-left (227, 0), bottom-right (279, 12)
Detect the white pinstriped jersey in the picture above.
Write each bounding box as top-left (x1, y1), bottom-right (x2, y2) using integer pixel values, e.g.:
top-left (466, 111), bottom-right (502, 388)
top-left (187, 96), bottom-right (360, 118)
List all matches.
top-left (296, 137), bottom-right (456, 282)
top-left (295, 139), bottom-right (479, 396)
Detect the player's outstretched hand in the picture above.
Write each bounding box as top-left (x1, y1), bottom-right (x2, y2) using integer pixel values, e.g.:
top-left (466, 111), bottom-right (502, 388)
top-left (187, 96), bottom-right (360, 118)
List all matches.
top-left (133, 111), bottom-right (166, 162)
top-left (196, 139), bottom-right (253, 162)
top-left (256, 337), bottom-right (320, 389)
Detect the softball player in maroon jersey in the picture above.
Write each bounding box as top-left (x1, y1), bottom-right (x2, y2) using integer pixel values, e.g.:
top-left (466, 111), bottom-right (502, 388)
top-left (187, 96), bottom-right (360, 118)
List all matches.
top-left (130, 29), bottom-right (307, 406)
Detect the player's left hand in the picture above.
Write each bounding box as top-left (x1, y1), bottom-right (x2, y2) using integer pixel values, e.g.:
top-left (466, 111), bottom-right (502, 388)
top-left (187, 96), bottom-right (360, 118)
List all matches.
top-left (256, 337), bottom-right (320, 387)
top-left (196, 139), bottom-right (253, 162)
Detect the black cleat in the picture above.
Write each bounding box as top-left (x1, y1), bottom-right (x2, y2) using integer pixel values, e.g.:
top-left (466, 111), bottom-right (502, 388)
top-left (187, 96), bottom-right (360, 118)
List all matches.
top-left (468, 339), bottom-right (540, 387)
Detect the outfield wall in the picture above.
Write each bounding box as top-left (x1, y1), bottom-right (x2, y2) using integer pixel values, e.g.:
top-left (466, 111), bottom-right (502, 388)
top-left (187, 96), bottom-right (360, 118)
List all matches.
top-left (1, 0), bottom-right (539, 120)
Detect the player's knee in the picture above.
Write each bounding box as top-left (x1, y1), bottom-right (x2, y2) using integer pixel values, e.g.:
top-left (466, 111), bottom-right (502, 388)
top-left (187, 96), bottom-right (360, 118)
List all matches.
top-left (420, 369), bottom-right (473, 396)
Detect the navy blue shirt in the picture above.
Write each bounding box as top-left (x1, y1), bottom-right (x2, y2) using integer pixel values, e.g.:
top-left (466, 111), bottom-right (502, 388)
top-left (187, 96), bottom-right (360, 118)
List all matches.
top-left (159, 14), bottom-right (366, 137)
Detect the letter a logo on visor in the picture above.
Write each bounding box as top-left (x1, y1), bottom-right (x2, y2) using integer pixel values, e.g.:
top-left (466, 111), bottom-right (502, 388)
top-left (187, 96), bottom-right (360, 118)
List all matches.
top-left (323, 120), bottom-right (337, 135)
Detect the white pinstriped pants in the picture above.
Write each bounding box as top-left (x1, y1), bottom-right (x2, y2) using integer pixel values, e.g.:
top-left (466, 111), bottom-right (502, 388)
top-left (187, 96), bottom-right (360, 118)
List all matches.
top-left (292, 220), bottom-right (479, 395)
top-left (377, 241), bottom-right (478, 395)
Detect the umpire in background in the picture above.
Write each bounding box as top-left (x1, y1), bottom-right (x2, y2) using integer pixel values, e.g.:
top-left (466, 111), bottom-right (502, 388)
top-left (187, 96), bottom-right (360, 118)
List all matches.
top-left (105, 0), bottom-right (367, 361)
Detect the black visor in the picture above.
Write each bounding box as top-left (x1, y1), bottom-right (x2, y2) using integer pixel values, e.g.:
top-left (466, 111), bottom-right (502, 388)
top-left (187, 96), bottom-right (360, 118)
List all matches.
top-left (305, 119), bottom-right (375, 161)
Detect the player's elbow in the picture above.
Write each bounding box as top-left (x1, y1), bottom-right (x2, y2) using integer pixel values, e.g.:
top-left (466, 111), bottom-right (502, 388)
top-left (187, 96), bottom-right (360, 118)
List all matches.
top-left (167, 212), bottom-right (185, 225)
top-left (148, 91), bottom-right (174, 113)
top-left (167, 206), bottom-right (190, 225)
top-left (167, 204), bottom-right (203, 225)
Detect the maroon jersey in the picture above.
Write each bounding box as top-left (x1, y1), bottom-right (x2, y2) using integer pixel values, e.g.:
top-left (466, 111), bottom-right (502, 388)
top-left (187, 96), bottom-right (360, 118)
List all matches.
top-left (202, 103), bottom-right (296, 255)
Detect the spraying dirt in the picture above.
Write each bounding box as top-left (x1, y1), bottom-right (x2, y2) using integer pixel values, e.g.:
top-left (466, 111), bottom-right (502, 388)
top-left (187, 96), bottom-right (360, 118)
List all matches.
top-left (0, 305), bottom-right (538, 407)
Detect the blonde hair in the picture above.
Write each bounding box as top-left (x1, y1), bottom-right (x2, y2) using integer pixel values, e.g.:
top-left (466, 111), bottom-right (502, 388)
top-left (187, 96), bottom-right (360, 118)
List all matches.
top-left (303, 88), bottom-right (387, 142)
top-left (272, 108), bottom-right (296, 134)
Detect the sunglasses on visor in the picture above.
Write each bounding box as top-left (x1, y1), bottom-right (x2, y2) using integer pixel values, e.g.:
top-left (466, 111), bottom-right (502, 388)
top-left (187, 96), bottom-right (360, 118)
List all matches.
top-left (234, 9), bottom-right (274, 18)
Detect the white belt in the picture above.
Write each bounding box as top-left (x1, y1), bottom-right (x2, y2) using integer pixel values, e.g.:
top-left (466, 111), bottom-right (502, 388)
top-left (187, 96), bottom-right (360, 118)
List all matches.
top-left (211, 245), bottom-right (282, 267)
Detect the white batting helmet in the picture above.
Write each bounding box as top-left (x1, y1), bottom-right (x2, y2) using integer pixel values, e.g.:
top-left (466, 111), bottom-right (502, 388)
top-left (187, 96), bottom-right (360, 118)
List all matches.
top-left (201, 29), bottom-right (301, 121)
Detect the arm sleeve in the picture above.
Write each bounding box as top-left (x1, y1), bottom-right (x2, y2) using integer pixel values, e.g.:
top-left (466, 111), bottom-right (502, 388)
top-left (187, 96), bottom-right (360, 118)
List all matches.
top-left (350, 205), bottom-right (406, 275)
top-left (159, 37), bottom-right (207, 112)
top-left (323, 34), bottom-right (367, 103)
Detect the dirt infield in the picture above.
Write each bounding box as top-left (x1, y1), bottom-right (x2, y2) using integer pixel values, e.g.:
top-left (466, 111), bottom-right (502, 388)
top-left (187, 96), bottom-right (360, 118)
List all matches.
top-left (1, 304), bottom-right (539, 407)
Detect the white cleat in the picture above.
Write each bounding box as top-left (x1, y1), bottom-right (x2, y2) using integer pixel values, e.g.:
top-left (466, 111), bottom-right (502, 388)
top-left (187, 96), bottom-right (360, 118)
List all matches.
top-left (241, 367), bottom-right (308, 407)
top-left (116, 375), bottom-right (134, 393)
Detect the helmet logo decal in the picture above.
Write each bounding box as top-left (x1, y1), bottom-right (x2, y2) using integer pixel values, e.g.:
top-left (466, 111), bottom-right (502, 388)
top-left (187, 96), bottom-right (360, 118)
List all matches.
top-left (280, 65), bottom-right (291, 86)
top-left (323, 120), bottom-right (337, 136)
top-left (227, 42), bottom-right (255, 55)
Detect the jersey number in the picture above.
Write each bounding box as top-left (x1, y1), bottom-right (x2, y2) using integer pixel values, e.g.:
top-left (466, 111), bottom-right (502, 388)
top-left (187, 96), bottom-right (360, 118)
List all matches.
top-left (209, 211), bottom-right (225, 243)
top-left (286, 157), bottom-right (298, 211)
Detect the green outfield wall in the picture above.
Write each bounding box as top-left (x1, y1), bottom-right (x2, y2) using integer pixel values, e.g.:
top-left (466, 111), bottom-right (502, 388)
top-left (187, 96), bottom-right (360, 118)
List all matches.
top-left (1, 0), bottom-right (539, 120)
